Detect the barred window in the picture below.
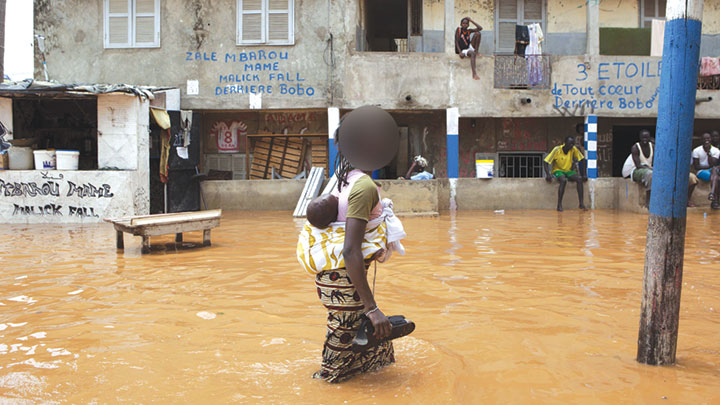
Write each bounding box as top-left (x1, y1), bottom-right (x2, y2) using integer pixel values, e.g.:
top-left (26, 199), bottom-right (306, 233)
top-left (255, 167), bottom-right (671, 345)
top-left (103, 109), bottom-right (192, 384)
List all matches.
top-left (498, 152), bottom-right (545, 178)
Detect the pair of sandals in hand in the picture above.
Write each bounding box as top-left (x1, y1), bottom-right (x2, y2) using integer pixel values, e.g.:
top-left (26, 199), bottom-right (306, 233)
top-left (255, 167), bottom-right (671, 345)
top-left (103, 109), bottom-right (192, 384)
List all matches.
top-left (351, 315), bottom-right (415, 353)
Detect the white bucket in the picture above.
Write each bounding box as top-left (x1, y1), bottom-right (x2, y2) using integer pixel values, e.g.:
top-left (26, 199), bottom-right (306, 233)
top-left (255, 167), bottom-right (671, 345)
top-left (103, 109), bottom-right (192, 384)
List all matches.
top-left (56, 150), bottom-right (80, 170)
top-left (8, 146), bottom-right (34, 170)
top-left (33, 150), bottom-right (57, 170)
top-left (475, 159), bottom-right (494, 178)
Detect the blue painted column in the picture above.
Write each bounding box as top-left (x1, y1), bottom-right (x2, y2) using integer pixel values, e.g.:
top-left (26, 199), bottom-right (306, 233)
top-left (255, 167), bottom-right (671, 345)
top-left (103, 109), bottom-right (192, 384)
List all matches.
top-left (584, 115), bottom-right (598, 179)
top-left (584, 115), bottom-right (598, 209)
top-left (327, 107), bottom-right (339, 176)
top-left (637, 0), bottom-right (703, 366)
top-left (446, 108), bottom-right (459, 178)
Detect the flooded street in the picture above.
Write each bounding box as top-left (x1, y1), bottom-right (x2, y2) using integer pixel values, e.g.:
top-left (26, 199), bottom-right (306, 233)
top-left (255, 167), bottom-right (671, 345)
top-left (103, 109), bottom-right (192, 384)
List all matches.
top-left (1, 210), bottom-right (719, 403)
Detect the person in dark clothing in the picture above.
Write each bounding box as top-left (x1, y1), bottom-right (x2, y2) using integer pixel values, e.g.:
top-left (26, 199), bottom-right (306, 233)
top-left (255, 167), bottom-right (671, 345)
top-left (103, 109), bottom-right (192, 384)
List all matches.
top-left (455, 17), bottom-right (483, 80)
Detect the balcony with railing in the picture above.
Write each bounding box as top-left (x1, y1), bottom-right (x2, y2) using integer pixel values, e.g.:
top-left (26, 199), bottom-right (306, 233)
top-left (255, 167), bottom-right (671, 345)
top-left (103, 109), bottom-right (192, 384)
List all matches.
top-left (493, 54), bottom-right (552, 90)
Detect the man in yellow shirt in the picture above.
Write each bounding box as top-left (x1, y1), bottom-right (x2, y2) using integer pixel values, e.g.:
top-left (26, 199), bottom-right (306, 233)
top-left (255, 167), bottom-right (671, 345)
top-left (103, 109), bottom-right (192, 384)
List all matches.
top-left (544, 136), bottom-right (587, 211)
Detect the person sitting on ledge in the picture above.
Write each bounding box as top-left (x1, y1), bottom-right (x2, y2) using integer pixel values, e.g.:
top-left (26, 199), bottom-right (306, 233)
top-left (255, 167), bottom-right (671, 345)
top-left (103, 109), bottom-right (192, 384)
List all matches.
top-left (455, 17), bottom-right (483, 80)
top-left (621, 129), bottom-right (654, 207)
top-left (544, 136), bottom-right (587, 212)
top-left (689, 132), bottom-right (720, 208)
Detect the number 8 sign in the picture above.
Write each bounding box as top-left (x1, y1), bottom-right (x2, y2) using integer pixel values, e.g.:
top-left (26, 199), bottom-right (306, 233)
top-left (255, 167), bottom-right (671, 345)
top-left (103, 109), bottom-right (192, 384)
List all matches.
top-left (213, 121), bottom-right (248, 153)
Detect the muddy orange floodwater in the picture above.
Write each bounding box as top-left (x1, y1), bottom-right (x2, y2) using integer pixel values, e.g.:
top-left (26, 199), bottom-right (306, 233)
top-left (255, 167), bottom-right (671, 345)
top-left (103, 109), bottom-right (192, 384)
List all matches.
top-left (1, 210), bottom-right (719, 403)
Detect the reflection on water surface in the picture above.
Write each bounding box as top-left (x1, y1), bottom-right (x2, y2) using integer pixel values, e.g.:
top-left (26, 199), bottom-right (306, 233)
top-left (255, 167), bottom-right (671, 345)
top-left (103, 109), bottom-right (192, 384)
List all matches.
top-left (1, 210), bottom-right (719, 403)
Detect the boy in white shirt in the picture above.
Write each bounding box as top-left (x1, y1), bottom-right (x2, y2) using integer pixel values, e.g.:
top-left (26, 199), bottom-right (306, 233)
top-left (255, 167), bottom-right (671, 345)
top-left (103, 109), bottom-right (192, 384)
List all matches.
top-left (690, 133), bottom-right (720, 206)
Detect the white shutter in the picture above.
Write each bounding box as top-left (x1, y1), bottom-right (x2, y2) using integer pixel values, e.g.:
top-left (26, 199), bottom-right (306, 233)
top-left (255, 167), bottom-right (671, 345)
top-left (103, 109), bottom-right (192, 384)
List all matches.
top-left (106, 0), bottom-right (131, 48)
top-left (524, 0), bottom-right (542, 21)
top-left (496, 0), bottom-right (519, 53)
top-left (498, 0), bottom-right (518, 19)
top-left (497, 22), bottom-right (517, 52)
top-left (267, 0), bottom-right (292, 44)
top-left (105, 0), bottom-right (159, 48)
top-left (239, 0), bottom-right (265, 44)
top-left (134, 0), bottom-right (159, 46)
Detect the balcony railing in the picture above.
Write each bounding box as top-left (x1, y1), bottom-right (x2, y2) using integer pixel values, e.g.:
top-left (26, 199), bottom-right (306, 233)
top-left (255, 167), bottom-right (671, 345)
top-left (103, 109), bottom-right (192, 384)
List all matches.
top-left (698, 75), bottom-right (720, 90)
top-left (494, 54), bottom-right (551, 90)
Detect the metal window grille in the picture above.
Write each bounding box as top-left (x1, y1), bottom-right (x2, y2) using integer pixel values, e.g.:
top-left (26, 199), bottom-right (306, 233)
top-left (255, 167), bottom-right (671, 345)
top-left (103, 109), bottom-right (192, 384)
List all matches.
top-left (698, 75), bottom-right (720, 90)
top-left (493, 54), bottom-right (551, 89)
top-left (498, 152), bottom-right (545, 178)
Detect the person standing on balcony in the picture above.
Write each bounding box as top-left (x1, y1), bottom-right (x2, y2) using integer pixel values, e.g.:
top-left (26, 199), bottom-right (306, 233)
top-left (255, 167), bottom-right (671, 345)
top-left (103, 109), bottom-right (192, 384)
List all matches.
top-left (455, 17), bottom-right (483, 80)
top-left (544, 136), bottom-right (587, 212)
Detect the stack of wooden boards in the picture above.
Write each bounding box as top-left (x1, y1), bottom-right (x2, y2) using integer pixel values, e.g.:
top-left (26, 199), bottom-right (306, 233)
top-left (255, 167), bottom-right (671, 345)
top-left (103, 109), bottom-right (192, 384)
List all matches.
top-left (249, 136), bottom-right (329, 180)
top-left (250, 137), bottom-right (306, 179)
top-left (309, 138), bottom-right (329, 170)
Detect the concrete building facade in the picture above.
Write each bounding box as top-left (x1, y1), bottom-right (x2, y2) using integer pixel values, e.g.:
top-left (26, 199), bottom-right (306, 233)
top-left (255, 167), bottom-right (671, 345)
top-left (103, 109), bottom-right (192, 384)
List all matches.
top-left (18, 0), bottom-right (720, 213)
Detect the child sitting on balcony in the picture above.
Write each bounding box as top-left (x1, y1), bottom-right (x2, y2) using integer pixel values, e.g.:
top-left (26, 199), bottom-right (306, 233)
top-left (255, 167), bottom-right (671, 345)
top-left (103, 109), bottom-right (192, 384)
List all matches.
top-left (455, 17), bottom-right (483, 80)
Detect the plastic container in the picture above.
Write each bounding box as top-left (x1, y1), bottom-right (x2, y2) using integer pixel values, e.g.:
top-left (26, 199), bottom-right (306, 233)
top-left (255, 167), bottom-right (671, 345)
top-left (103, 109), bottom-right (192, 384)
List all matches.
top-left (475, 159), bottom-right (494, 178)
top-left (56, 150), bottom-right (80, 170)
top-left (33, 149), bottom-right (57, 170)
top-left (9, 146), bottom-right (34, 170)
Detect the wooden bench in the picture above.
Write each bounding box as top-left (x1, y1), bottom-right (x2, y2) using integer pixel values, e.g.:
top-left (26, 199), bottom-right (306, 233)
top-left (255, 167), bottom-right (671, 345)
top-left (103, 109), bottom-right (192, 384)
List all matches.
top-left (105, 209), bottom-right (222, 253)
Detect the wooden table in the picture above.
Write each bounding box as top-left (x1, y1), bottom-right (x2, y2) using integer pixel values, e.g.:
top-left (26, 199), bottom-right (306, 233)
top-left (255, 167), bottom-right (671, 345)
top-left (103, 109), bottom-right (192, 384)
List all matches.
top-left (105, 209), bottom-right (222, 253)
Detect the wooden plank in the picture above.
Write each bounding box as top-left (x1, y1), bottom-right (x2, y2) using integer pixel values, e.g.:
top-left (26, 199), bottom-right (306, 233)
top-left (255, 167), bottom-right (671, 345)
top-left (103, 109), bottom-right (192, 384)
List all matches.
top-left (134, 218), bottom-right (221, 237)
top-left (129, 209), bottom-right (222, 227)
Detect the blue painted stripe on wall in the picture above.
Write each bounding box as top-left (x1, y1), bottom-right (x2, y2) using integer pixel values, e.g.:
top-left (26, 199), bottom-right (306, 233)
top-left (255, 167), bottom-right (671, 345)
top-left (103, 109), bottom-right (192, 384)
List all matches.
top-left (587, 150), bottom-right (597, 160)
top-left (328, 138), bottom-right (337, 176)
top-left (587, 115), bottom-right (597, 124)
top-left (447, 133), bottom-right (459, 179)
top-left (649, 17), bottom-right (703, 218)
top-left (588, 168), bottom-right (598, 177)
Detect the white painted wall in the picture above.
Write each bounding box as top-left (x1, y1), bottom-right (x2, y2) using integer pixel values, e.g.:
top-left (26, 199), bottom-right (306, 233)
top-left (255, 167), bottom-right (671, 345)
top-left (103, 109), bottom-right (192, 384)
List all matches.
top-left (97, 94), bottom-right (146, 170)
top-left (4, 0), bottom-right (34, 81)
top-left (0, 97), bottom-right (12, 139)
top-left (0, 170), bottom-right (142, 223)
top-left (0, 94), bottom-right (150, 223)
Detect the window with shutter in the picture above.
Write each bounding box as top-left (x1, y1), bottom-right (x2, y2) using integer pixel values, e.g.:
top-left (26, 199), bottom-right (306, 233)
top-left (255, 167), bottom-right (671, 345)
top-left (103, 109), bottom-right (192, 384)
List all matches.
top-left (104, 0), bottom-right (159, 48)
top-left (640, 0), bottom-right (666, 28)
top-left (237, 0), bottom-right (294, 45)
top-left (495, 0), bottom-right (546, 53)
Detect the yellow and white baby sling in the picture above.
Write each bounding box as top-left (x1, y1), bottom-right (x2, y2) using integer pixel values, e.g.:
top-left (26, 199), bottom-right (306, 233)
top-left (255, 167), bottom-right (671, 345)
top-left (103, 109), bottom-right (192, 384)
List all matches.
top-left (297, 198), bottom-right (406, 276)
top-left (296, 218), bottom-right (388, 276)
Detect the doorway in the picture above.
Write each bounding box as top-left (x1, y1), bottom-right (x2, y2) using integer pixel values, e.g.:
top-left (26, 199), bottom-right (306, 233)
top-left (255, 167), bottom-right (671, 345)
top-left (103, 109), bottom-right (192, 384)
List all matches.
top-left (612, 125), bottom-right (656, 177)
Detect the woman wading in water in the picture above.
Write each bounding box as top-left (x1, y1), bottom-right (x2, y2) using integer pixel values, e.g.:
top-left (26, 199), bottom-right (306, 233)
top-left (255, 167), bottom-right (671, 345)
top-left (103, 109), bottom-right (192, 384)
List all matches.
top-left (297, 106), bottom-right (412, 382)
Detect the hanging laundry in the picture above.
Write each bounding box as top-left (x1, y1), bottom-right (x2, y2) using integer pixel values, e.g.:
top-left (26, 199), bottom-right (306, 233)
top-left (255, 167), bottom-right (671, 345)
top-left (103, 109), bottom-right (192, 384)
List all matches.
top-left (525, 23), bottom-right (544, 87)
top-left (650, 19), bottom-right (666, 57)
top-left (515, 25), bottom-right (529, 56)
top-left (700, 57), bottom-right (720, 77)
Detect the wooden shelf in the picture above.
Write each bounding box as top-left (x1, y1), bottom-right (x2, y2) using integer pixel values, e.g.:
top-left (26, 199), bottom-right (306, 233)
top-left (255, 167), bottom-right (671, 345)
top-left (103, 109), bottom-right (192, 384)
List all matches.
top-left (247, 133), bottom-right (327, 138)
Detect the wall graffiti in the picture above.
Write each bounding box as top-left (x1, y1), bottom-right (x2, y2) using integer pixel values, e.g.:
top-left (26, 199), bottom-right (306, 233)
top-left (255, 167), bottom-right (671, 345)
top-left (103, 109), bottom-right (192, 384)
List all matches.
top-left (553, 60), bottom-right (662, 114)
top-left (186, 50), bottom-right (316, 97)
top-left (436, 145), bottom-right (478, 178)
top-left (497, 119), bottom-right (547, 151)
top-left (597, 131), bottom-right (613, 177)
top-left (261, 111), bottom-right (324, 133)
top-left (1, 178), bottom-right (115, 217)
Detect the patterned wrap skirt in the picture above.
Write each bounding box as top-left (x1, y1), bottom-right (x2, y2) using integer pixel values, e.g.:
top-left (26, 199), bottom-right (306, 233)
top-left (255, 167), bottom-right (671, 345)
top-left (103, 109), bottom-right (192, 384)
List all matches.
top-left (313, 268), bottom-right (394, 383)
